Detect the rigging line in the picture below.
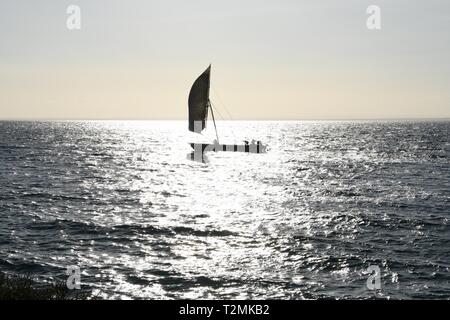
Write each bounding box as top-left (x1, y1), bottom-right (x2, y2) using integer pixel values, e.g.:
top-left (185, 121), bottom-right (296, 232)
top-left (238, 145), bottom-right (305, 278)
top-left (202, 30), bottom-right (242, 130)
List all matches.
top-left (211, 85), bottom-right (234, 121)
top-left (209, 100), bottom-right (226, 120)
top-left (210, 86), bottom-right (239, 140)
top-left (209, 100), bottom-right (238, 140)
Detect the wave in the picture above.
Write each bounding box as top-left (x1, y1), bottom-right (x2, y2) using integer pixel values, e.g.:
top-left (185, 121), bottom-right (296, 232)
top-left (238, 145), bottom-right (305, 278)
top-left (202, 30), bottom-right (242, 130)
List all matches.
top-left (25, 219), bottom-right (236, 239)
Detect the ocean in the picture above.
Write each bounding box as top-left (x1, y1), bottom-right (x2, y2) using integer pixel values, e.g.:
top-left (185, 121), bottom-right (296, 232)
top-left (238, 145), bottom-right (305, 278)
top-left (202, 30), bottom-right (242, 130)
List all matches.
top-left (0, 120), bottom-right (449, 299)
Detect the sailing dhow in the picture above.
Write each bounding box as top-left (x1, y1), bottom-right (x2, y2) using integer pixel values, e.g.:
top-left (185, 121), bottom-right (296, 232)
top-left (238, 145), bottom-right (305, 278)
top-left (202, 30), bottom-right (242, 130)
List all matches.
top-left (188, 65), bottom-right (266, 154)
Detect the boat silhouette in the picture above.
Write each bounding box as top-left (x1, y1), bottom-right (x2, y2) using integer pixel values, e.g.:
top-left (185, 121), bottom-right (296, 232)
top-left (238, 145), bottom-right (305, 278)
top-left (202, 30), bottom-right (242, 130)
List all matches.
top-left (188, 65), bottom-right (267, 154)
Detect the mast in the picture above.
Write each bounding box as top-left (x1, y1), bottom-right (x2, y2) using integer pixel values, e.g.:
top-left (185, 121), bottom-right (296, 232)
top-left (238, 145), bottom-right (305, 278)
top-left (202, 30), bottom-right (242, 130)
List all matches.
top-left (209, 100), bottom-right (220, 143)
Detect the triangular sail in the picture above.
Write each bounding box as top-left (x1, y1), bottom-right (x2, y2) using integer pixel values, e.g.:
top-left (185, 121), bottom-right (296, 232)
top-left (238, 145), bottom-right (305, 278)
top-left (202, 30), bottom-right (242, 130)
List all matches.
top-left (188, 65), bottom-right (211, 133)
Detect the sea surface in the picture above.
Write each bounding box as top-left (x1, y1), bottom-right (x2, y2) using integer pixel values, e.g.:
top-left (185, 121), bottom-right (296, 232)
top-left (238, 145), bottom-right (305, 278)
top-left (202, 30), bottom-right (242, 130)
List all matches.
top-left (0, 120), bottom-right (449, 299)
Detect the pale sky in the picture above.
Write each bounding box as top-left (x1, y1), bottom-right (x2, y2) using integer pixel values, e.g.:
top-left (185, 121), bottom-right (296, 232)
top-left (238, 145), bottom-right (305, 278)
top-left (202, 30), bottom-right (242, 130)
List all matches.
top-left (0, 0), bottom-right (449, 120)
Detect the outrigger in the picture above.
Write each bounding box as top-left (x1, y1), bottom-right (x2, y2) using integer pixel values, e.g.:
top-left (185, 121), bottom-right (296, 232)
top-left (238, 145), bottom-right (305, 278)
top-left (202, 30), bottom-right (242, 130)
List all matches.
top-left (189, 141), bottom-right (266, 154)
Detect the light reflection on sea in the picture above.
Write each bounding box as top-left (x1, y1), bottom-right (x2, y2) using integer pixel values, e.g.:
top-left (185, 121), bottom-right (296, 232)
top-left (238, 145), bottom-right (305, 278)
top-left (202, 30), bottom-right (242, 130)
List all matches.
top-left (0, 120), bottom-right (449, 299)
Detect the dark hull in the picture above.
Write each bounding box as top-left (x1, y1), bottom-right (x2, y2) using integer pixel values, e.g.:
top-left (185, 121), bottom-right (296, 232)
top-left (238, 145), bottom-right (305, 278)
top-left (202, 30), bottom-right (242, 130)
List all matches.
top-left (189, 143), bottom-right (265, 154)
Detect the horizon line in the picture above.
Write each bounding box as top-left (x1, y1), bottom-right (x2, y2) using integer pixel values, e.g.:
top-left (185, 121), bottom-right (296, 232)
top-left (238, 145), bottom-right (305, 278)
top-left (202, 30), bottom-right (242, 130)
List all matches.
top-left (1, 117), bottom-right (449, 122)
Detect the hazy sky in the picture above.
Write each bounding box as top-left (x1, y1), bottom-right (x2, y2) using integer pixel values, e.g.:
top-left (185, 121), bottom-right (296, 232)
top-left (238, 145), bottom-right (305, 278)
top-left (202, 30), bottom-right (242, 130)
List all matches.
top-left (0, 0), bottom-right (449, 120)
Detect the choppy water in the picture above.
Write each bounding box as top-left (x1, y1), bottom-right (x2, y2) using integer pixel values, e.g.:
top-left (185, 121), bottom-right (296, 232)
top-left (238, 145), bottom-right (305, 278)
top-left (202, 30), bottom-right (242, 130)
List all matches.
top-left (0, 120), bottom-right (449, 299)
